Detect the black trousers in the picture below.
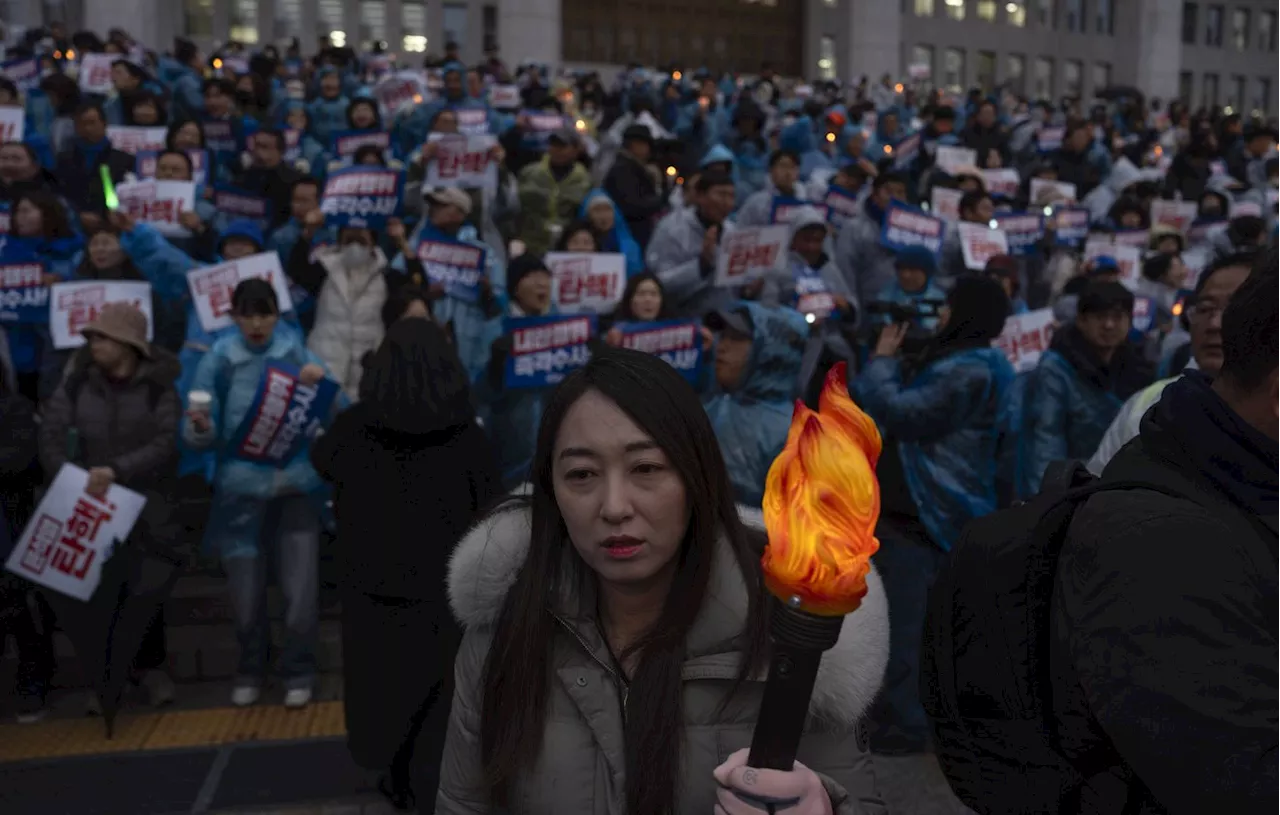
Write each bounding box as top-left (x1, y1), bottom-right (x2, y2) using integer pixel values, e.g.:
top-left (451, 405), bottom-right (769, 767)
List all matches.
top-left (0, 581), bottom-right (55, 699)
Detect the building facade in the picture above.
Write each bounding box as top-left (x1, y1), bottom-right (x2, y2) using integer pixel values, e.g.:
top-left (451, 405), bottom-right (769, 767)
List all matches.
top-left (3, 0), bottom-right (1275, 114)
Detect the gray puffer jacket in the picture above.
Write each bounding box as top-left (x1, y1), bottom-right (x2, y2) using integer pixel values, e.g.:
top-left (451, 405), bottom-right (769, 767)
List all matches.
top-left (436, 501), bottom-right (891, 815)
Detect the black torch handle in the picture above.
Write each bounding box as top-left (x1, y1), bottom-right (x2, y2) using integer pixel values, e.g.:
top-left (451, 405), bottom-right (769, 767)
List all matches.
top-left (747, 644), bottom-right (825, 770)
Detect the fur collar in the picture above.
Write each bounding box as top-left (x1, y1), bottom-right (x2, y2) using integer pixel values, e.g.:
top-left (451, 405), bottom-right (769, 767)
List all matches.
top-left (447, 496), bottom-right (889, 725)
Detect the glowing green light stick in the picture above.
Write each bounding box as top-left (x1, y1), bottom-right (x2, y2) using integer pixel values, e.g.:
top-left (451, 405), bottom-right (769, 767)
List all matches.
top-left (100, 165), bottom-right (118, 210)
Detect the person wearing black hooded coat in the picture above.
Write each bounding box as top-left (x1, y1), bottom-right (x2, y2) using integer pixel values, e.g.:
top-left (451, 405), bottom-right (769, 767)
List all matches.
top-left (310, 318), bottom-right (500, 811)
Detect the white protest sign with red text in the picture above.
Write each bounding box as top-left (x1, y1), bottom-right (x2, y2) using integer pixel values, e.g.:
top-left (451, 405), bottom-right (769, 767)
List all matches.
top-left (1030, 178), bottom-right (1077, 205)
top-left (714, 225), bottom-right (790, 288)
top-left (0, 107), bottom-right (24, 143)
top-left (426, 134), bottom-right (498, 191)
top-left (929, 187), bottom-right (963, 222)
top-left (48, 281), bottom-right (153, 350)
top-left (992, 308), bottom-right (1056, 373)
top-left (186, 253), bottom-right (295, 333)
top-left (1083, 241), bottom-right (1142, 290)
top-left (5, 464), bottom-right (148, 602)
top-left (958, 222), bottom-right (1010, 271)
top-left (115, 179), bottom-right (196, 238)
top-left (77, 54), bottom-right (116, 95)
top-left (546, 252), bottom-right (626, 314)
top-left (106, 126), bottom-right (167, 156)
top-left (1150, 199), bottom-right (1198, 234)
top-left (982, 168), bottom-right (1020, 199)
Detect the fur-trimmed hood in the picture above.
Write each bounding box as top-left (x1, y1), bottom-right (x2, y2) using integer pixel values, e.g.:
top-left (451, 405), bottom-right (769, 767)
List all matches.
top-left (447, 496), bottom-right (890, 725)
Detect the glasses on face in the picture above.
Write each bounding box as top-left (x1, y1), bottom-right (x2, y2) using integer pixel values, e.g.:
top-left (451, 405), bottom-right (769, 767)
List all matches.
top-left (1188, 301), bottom-right (1225, 321)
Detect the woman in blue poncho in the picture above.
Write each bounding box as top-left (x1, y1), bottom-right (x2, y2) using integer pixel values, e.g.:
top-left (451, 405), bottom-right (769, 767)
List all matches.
top-left (580, 190), bottom-right (644, 277)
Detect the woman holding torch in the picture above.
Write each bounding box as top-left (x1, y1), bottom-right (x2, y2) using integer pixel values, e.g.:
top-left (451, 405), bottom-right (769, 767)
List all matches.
top-left (436, 348), bottom-right (890, 814)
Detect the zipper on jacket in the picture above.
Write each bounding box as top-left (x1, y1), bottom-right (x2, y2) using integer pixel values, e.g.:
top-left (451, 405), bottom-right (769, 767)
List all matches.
top-left (552, 612), bottom-right (628, 724)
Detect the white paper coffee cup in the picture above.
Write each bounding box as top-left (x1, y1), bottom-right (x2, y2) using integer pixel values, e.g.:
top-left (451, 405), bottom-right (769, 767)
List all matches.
top-left (188, 390), bottom-right (212, 411)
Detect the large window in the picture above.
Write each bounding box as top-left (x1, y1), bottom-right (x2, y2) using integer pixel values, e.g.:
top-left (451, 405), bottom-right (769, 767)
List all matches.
top-left (944, 0), bottom-right (966, 21)
top-left (1034, 56), bottom-right (1054, 98)
top-left (1203, 73), bottom-right (1218, 108)
top-left (1063, 59), bottom-right (1081, 96)
top-left (402, 0), bottom-right (428, 52)
top-left (275, 0), bottom-right (301, 39)
top-left (1228, 75), bottom-right (1246, 110)
top-left (1181, 2), bottom-right (1197, 43)
top-left (978, 0), bottom-right (997, 21)
top-left (1094, 0), bottom-right (1112, 33)
top-left (1092, 61), bottom-right (1110, 93)
top-left (360, 0), bottom-right (387, 48)
top-left (1064, 0), bottom-right (1083, 31)
top-left (1256, 78), bottom-right (1272, 114)
top-left (911, 44), bottom-right (935, 85)
top-left (1006, 53), bottom-right (1025, 94)
top-left (1205, 4), bottom-right (1223, 47)
top-left (818, 35), bottom-right (837, 80)
top-left (944, 47), bottom-right (966, 93)
top-left (1007, 1), bottom-right (1027, 26)
top-left (976, 50), bottom-right (996, 91)
top-left (320, 0), bottom-right (345, 44)
top-left (1231, 8), bottom-right (1249, 50)
top-left (184, 0), bottom-right (213, 38)
top-left (914, 0), bottom-right (936, 15)
top-left (1261, 11), bottom-right (1277, 51)
top-left (1179, 71), bottom-right (1193, 105)
top-left (443, 2), bottom-right (468, 47)
top-left (482, 5), bottom-right (497, 50)
top-left (230, 0), bottom-right (259, 44)
top-left (1036, 0), bottom-right (1054, 27)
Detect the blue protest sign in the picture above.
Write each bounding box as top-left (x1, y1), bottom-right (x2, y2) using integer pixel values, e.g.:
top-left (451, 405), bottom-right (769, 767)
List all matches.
top-left (0, 262), bottom-right (50, 324)
top-left (503, 314), bottom-right (595, 389)
top-left (320, 166), bottom-right (404, 229)
top-left (1131, 296), bottom-right (1156, 334)
top-left (416, 237), bottom-right (487, 303)
top-left (200, 118), bottom-right (239, 155)
top-left (1036, 126), bottom-right (1065, 153)
top-left (1052, 206), bottom-right (1090, 247)
top-left (880, 202), bottom-right (945, 258)
top-left (994, 212), bottom-right (1045, 256)
top-left (824, 185), bottom-right (860, 229)
top-left (330, 128), bottom-right (393, 160)
top-left (1, 58), bottom-right (40, 93)
top-left (454, 108), bottom-right (490, 136)
top-left (519, 109), bottom-right (568, 150)
top-left (792, 264), bottom-right (837, 319)
top-left (769, 195), bottom-right (807, 225)
top-left (229, 363), bottom-right (340, 466)
top-left (618, 320), bottom-right (703, 384)
top-left (213, 185), bottom-right (271, 230)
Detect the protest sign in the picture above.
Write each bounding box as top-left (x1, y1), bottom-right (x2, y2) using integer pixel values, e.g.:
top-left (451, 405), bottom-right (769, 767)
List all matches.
top-left (503, 314), bottom-right (595, 389)
top-left (792, 266), bottom-right (837, 319)
top-left (823, 185), bottom-right (860, 229)
top-left (0, 106), bottom-right (23, 142)
top-left (861, 111), bottom-right (878, 133)
top-left (619, 320), bottom-right (703, 384)
top-left (982, 168), bottom-right (1020, 199)
top-left (212, 185), bottom-right (271, 230)
top-left (1084, 241), bottom-right (1142, 289)
top-left (1030, 178), bottom-right (1077, 206)
top-left (137, 148), bottom-right (211, 188)
top-left (200, 118), bottom-right (238, 154)
top-left (416, 238), bottom-right (488, 303)
top-left (1036, 126), bottom-right (1065, 153)
top-left (5, 464), bottom-right (147, 602)
top-left (320, 166), bottom-right (404, 228)
top-left (929, 187), bottom-right (964, 222)
top-left (1231, 201), bottom-right (1262, 219)
top-left (1111, 228), bottom-right (1150, 249)
top-left (0, 261), bottom-right (48, 323)
top-left (1149, 199), bottom-right (1197, 233)
top-left (769, 196), bottom-right (809, 225)
top-left (48, 281), bottom-right (153, 350)
top-left (958, 222), bottom-right (1010, 271)
top-left (1051, 206), bottom-right (1090, 246)
top-left (1131, 296), bottom-right (1155, 334)
top-left (488, 84), bottom-right (522, 109)
top-left (994, 212), bottom-right (1045, 256)
top-left (892, 133), bottom-right (921, 169)
top-left (455, 108), bottom-right (490, 137)
top-left (331, 129), bottom-right (392, 160)
top-left (519, 110), bottom-right (567, 149)
top-left (546, 252), bottom-right (626, 314)
top-left (992, 308), bottom-right (1055, 373)
top-left (77, 53), bottom-right (116, 95)
top-left (185, 252), bottom-right (295, 332)
top-left (714, 225), bottom-right (790, 287)
top-left (426, 134), bottom-right (498, 191)
top-left (229, 363), bottom-right (341, 467)
top-left (374, 73), bottom-right (425, 118)
top-left (934, 145), bottom-right (977, 175)
top-left (1, 57), bottom-right (40, 93)
top-left (106, 126), bottom-right (166, 156)
top-left (115, 179), bottom-right (196, 238)
top-left (880, 203), bottom-right (945, 258)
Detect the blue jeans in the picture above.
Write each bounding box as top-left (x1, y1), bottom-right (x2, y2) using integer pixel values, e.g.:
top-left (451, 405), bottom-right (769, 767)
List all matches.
top-left (222, 495), bottom-right (319, 689)
top-left (868, 514), bottom-right (946, 752)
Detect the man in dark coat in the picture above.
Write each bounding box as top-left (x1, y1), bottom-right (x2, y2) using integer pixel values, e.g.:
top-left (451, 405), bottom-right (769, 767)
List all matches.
top-left (1051, 255), bottom-right (1278, 814)
top-left (603, 124), bottom-right (666, 251)
top-left (236, 129), bottom-right (303, 231)
top-left (960, 100), bottom-right (1010, 169)
top-left (54, 101), bottom-right (135, 224)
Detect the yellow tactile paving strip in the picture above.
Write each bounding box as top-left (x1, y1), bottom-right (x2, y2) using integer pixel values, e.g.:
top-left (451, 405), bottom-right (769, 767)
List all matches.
top-left (0, 702), bottom-right (346, 763)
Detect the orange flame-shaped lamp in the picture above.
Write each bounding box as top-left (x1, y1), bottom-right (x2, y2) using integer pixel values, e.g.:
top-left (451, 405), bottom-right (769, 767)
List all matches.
top-left (748, 361), bottom-right (882, 770)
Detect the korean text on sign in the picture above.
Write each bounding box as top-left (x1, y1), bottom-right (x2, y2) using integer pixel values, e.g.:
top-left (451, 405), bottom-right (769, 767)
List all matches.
top-left (958, 222), bottom-right (1010, 271)
top-left (332, 129), bottom-right (392, 159)
top-left (185, 252), bottom-right (295, 332)
top-left (115, 179), bottom-right (197, 238)
top-left (77, 53), bottom-right (116, 95)
top-left (714, 225), bottom-right (790, 288)
top-left (213, 185), bottom-right (270, 225)
top-left (5, 464), bottom-right (148, 602)
top-left (0, 262), bottom-right (49, 324)
top-left (1150, 199), bottom-right (1198, 234)
top-left (426, 134), bottom-right (498, 190)
top-left (417, 239), bottom-right (488, 304)
top-left (2, 57), bottom-right (41, 93)
top-left (106, 126), bottom-right (167, 156)
top-left (374, 73), bottom-right (426, 118)
top-left (992, 308), bottom-right (1055, 373)
top-left (824, 185), bottom-right (859, 229)
top-left (880, 203), bottom-right (944, 257)
top-left (793, 266), bottom-right (837, 318)
top-left (1051, 207), bottom-right (1091, 247)
top-left (619, 320), bottom-right (703, 384)
top-left (320, 166), bottom-right (404, 228)
top-left (48, 281), bottom-right (153, 350)
top-left (994, 213), bottom-right (1045, 256)
top-left (546, 252), bottom-right (626, 314)
top-left (929, 187), bottom-right (963, 222)
top-left (230, 363), bottom-right (341, 466)
top-left (504, 314), bottom-right (596, 389)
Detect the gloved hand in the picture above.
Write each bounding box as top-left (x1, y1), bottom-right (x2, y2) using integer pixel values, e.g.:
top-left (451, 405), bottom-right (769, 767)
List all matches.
top-left (713, 748), bottom-right (834, 815)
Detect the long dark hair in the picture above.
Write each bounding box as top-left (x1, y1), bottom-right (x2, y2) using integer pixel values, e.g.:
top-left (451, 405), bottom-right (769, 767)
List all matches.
top-left (914, 275), bottom-right (1011, 374)
top-left (479, 347), bottom-right (769, 813)
top-left (15, 190), bottom-right (74, 239)
top-left (78, 224), bottom-right (143, 280)
top-left (359, 318), bottom-right (473, 433)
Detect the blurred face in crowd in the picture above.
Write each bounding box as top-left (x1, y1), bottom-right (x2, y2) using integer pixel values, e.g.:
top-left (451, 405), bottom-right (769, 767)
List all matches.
top-left (792, 225), bottom-right (826, 268)
top-left (957, 176), bottom-right (982, 195)
top-left (845, 130), bottom-right (866, 157)
top-left (564, 227), bottom-right (596, 252)
top-left (172, 121), bottom-right (202, 150)
top-left (291, 182), bottom-right (319, 221)
top-left (1076, 307), bottom-right (1131, 354)
top-left (897, 264), bottom-right (928, 294)
top-left (976, 103), bottom-right (997, 129)
top-left (466, 70), bottom-right (484, 99)
top-left (1065, 126), bottom-right (1091, 153)
top-left (552, 389), bottom-right (690, 589)
top-left (630, 280), bottom-right (662, 320)
top-left (963, 197), bottom-right (995, 224)
top-left (0, 144), bottom-right (36, 183)
top-left (433, 110), bottom-right (458, 134)
top-left (233, 306), bottom-right (279, 346)
top-left (682, 173), bottom-right (701, 208)
top-left (873, 179), bottom-right (907, 210)
top-left (131, 99), bottom-right (159, 125)
top-left (932, 116), bottom-right (954, 136)
top-left (253, 132), bottom-right (282, 168)
top-left (88, 231), bottom-right (125, 269)
top-left (1199, 196), bottom-right (1225, 219)
top-left (222, 237), bottom-right (258, 260)
top-left (0, 86), bottom-right (17, 106)
top-left (350, 102), bottom-right (377, 129)
top-left (626, 137), bottom-right (651, 163)
top-left (514, 268), bottom-right (552, 314)
top-left (75, 107), bottom-right (107, 143)
top-left (1118, 210), bottom-right (1143, 229)
top-left (444, 71), bottom-right (463, 98)
top-left (1158, 256), bottom-right (1189, 288)
top-left (587, 199), bottom-right (615, 233)
top-left (770, 154), bottom-right (799, 195)
top-left (548, 139), bottom-right (578, 168)
top-left (156, 152), bottom-right (192, 181)
top-left (1155, 235), bottom-right (1182, 256)
top-left (714, 326), bottom-right (753, 391)
top-left (881, 112), bottom-right (898, 135)
top-left (319, 73), bottom-right (341, 100)
top-left (13, 198), bottom-right (43, 236)
top-left (1188, 263), bottom-right (1249, 375)
top-left (700, 182), bottom-right (735, 224)
top-left (203, 85), bottom-right (231, 117)
top-left (286, 107), bottom-right (308, 131)
top-left (400, 298), bottom-right (431, 320)
top-left (87, 332), bottom-right (134, 372)
top-left (429, 200), bottom-right (466, 233)
top-left (111, 63), bottom-right (140, 92)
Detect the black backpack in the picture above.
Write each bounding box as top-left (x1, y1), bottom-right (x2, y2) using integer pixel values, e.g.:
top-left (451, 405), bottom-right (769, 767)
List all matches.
top-left (919, 462), bottom-right (1208, 814)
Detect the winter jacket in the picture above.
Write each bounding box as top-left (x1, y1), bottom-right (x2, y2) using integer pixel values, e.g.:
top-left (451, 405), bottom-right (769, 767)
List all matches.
top-left (161, 61), bottom-right (205, 122)
top-left (306, 94), bottom-right (351, 149)
top-left (235, 163), bottom-right (303, 231)
top-left (579, 190), bottom-right (644, 277)
top-left (54, 140), bottom-right (136, 215)
top-left (516, 157), bottom-right (593, 257)
top-left (303, 244), bottom-right (390, 400)
top-left (1052, 372), bottom-right (1278, 814)
top-left (1018, 324), bottom-right (1152, 497)
top-left (0, 234), bottom-right (81, 393)
top-left (960, 122), bottom-right (1010, 170)
top-left (39, 346), bottom-right (181, 491)
top-left (436, 499), bottom-right (891, 815)
top-left (854, 348), bottom-right (1014, 550)
top-left (703, 302), bottom-right (809, 508)
top-left (736, 180), bottom-right (811, 229)
top-left (1053, 144), bottom-right (1110, 200)
top-left (311, 401), bottom-right (500, 599)
top-left (835, 200), bottom-right (899, 310)
top-left (602, 150), bottom-right (664, 250)
top-left (646, 207), bottom-right (737, 319)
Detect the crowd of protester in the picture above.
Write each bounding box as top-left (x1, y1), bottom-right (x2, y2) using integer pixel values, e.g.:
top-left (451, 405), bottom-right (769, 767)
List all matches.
top-left (0, 21), bottom-right (1275, 815)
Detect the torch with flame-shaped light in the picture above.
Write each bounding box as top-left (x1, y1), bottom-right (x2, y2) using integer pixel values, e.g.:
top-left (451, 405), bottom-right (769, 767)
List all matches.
top-left (748, 361), bottom-right (882, 770)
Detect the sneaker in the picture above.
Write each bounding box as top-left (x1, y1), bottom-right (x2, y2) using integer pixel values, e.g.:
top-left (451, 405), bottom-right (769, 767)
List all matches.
top-left (230, 684), bottom-right (261, 707)
top-left (283, 687), bottom-right (312, 709)
top-left (140, 670), bottom-right (176, 707)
